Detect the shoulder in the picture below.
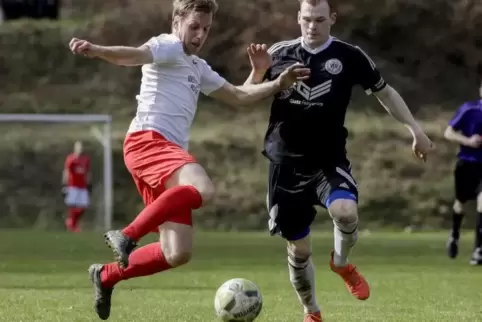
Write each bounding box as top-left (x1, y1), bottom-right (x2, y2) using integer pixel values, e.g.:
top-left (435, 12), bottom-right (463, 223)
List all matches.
top-left (459, 101), bottom-right (480, 113)
top-left (153, 33), bottom-right (181, 45)
top-left (267, 37), bottom-right (302, 56)
top-left (331, 38), bottom-right (373, 59)
top-left (146, 34), bottom-right (183, 51)
top-left (452, 102), bottom-right (477, 119)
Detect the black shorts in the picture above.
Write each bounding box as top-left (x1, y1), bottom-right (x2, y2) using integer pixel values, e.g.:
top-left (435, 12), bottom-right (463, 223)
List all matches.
top-left (267, 161), bottom-right (358, 240)
top-left (454, 160), bottom-right (482, 203)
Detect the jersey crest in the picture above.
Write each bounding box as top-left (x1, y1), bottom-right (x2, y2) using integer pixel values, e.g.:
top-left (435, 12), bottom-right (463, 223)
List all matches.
top-left (324, 58), bottom-right (343, 75)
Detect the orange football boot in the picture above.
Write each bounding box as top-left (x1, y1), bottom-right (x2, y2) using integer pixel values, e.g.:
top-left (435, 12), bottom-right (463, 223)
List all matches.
top-left (329, 251), bottom-right (370, 300)
top-left (304, 311), bottom-right (323, 322)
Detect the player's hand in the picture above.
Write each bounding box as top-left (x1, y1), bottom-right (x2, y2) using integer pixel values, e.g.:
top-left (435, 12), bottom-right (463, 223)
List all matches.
top-left (247, 43), bottom-right (272, 72)
top-left (466, 134), bottom-right (482, 148)
top-left (277, 63), bottom-right (310, 90)
top-left (69, 38), bottom-right (99, 58)
top-left (412, 128), bottom-right (434, 162)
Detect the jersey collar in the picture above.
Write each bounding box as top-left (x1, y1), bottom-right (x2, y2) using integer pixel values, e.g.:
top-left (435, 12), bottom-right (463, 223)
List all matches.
top-left (301, 36), bottom-right (333, 54)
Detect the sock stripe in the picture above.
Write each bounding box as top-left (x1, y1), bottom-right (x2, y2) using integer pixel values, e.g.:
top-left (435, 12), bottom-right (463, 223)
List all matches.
top-left (288, 256), bottom-right (309, 269)
top-left (337, 224), bottom-right (358, 235)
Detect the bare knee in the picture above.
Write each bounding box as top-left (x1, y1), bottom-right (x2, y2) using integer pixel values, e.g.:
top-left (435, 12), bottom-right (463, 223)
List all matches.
top-left (453, 200), bottom-right (464, 214)
top-left (328, 199), bottom-right (358, 224)
top-left (163, 248), bottom-right (192, 267)
top-left (159, 222), bottom-right (193, 267)
top-left (287, 236), bottom-right (312, 261)
top-left (193, 179), bottom-right (215, 203)
top-left (166, 163), bottom-right (215, 203)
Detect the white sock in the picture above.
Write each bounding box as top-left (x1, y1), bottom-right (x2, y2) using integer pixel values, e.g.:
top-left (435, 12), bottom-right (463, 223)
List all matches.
top-left (333, 219), bottom-right (358, 267)
top-left (288, 255), bottom-right (320, 314)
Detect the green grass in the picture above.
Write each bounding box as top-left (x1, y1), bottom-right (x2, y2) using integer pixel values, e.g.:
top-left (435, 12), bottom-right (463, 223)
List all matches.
top-left (0, 231), bottom-right (481, 321)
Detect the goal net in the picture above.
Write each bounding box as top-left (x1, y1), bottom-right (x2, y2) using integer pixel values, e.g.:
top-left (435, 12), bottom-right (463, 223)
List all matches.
top-left (0, 114), bottom-right (113, 231)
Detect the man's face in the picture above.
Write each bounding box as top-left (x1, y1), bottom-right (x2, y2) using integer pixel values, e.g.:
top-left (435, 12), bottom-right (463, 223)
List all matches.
top-left (298, 1), bottom-right (336, 48)
top-left (74, 141), bottom-right (83, 155)
top-left (174, 11), bottom-right (213, 55)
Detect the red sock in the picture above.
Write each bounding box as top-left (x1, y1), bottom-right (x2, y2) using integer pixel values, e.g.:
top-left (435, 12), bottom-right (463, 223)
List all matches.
top-left (66, 208), bottom-right (84, 231)
top-left (100, 242), bottom-right (171, 288)
top-left (71, 208), bottom-right (85, 228)
top-left (122, 185), bottom-right (202, 241)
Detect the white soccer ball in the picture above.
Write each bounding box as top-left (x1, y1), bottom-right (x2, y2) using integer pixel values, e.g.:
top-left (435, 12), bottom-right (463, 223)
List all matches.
top-left (214, 278), bottom-right (263, 322)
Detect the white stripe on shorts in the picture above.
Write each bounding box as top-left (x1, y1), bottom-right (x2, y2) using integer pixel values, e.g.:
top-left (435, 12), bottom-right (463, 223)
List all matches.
top-left (335, 167), bottom-right (358, 188)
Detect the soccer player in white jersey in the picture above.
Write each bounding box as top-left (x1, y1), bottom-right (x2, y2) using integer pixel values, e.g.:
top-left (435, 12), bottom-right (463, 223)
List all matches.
top-left (243, 0), bottom-right (433, 321)
top-left (69, 0), bottom-right (310, 319)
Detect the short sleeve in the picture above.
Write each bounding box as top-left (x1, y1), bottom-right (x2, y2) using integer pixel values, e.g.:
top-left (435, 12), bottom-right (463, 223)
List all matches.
top-left (351, 46), bottom-right (386, 95)
top-left (143, 34), bottom-right (182, 65)
top-left (449, 104), bottom-right (469, 131)
top-left (200, 60), bottom-right (226, 95)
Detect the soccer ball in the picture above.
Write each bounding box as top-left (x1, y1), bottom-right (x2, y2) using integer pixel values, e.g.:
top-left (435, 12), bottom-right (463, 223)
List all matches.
top-left (214, 278), bottom-right (263, 322)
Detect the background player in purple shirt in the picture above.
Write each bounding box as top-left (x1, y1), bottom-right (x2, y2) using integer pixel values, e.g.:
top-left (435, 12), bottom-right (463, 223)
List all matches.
top-left (444, 81), bottom-right (482, 265)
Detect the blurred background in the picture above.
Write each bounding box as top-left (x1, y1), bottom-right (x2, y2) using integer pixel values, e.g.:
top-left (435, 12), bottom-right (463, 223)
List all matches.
top-left (0, 0), bottom-right (481, 232)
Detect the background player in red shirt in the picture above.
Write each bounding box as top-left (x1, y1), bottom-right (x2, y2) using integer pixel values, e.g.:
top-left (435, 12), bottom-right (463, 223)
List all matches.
top-left (62, 140), bottom-right (91, 232)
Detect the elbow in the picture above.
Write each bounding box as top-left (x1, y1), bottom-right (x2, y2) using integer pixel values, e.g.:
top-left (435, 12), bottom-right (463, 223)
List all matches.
top-left (375, 85), bottom-right (393, 102)
top-left (444, 127), bottom-right (453, 140)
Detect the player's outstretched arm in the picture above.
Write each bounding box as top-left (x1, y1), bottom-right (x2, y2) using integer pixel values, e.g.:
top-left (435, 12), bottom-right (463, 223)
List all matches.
top-left (244, 69), bottom-right (266, 86)
top-left (69, 38), bottom-right (154, 66)
top-left (210, 63), bottom-right (309, 106)
top-left (374, 84), bottom-right (434, 161)
top-left (243, 43), bottom-right (272, 85)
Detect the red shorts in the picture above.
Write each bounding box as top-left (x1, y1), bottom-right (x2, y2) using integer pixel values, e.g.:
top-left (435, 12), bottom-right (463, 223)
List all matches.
top-left (123, 130), bottom-right (197, 206)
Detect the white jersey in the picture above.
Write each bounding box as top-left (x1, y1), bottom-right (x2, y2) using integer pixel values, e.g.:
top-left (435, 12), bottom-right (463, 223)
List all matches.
top-left (127, 33), bottom-right (226, 149)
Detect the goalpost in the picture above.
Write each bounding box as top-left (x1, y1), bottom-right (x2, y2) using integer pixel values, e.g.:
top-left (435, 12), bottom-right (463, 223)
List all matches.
top-left (0, 114), bottom-right (113, 230)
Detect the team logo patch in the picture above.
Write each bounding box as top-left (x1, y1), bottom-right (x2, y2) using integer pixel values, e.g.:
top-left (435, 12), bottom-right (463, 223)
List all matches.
top-left (325, 58), bottom-right (343, 75)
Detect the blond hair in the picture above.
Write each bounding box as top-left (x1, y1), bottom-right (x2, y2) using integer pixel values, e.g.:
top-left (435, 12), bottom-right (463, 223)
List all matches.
top-left (172, 0), bottom-right (218, 19)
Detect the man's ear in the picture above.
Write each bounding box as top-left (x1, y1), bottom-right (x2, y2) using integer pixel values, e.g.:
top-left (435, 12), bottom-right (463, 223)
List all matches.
top-left (330, 12), bottom-right (337, 25)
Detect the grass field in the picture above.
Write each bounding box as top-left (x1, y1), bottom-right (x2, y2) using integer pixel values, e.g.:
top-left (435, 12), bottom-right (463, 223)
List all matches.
top-left (0, 231), bottom-right (481, 322)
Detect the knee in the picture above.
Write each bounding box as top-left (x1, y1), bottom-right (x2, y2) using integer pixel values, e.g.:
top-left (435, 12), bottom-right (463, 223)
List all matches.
top-left (453, 200), bottom-right (464, 214)
top-left (159, 222), bottom-right (193, 267)
top-left (287, 238), bottom-right (311, 261)
top-left (328, 199), bottom-right (358, 225)
top-left (163, 248), bottom-right (192, 267)
top-left (194, 179), bottom-right (215, 204)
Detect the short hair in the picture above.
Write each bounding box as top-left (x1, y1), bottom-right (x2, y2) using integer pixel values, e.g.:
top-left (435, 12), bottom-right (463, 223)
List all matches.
top-left (172, 0), bottom-right (218, 19)
top-left (299, 0), bottom-right (335, 12)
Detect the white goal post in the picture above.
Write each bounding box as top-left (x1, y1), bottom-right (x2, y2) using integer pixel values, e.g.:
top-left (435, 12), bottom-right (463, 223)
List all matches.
top-left (0, 113), bottom-right (113, 230)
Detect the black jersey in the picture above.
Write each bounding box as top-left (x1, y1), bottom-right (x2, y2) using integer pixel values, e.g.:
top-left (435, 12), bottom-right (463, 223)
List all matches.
top-left (262, 36), bottom-right (386, 167)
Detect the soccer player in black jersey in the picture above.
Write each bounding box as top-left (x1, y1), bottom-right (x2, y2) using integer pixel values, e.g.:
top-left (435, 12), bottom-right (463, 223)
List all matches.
top-left (244, 0), bottom-right (434, 321)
